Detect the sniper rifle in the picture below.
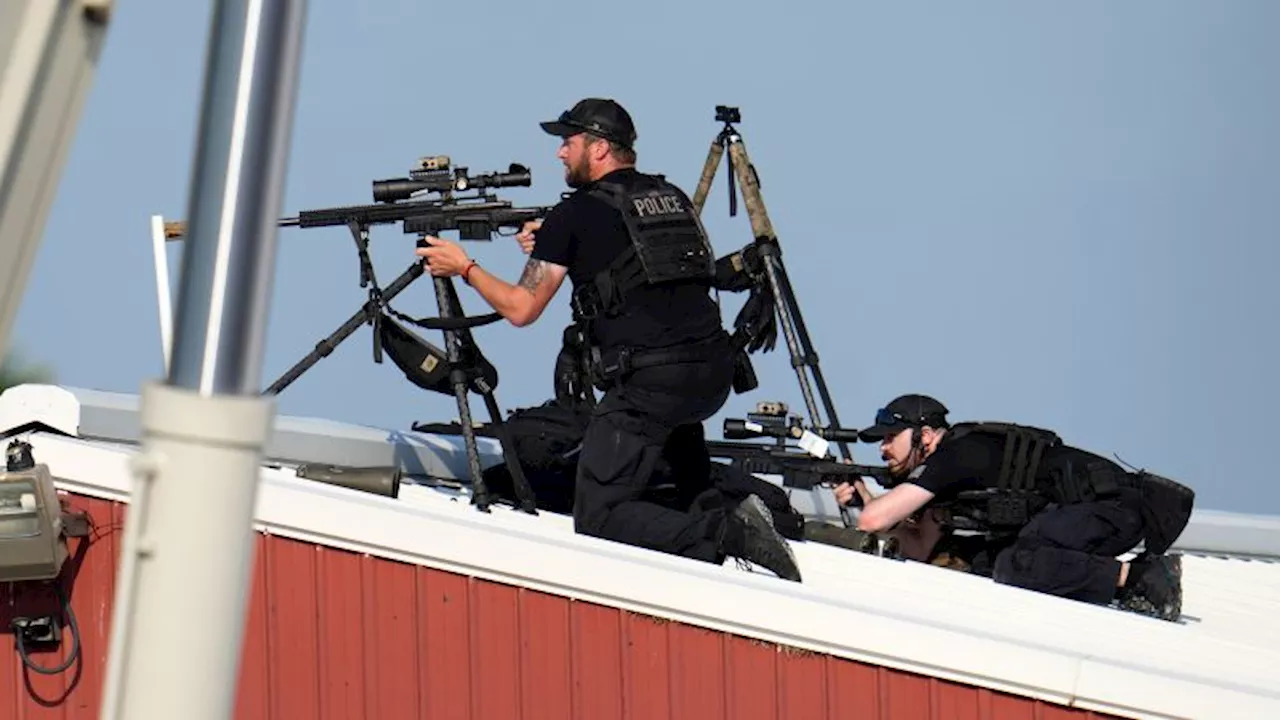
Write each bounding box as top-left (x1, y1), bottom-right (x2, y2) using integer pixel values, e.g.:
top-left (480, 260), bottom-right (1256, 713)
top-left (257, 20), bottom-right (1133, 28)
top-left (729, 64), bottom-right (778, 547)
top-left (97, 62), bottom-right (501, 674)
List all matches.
top-left (708, 401), bottom-right (892, 494)
top-left (164, 154), bottom-right (554, 515)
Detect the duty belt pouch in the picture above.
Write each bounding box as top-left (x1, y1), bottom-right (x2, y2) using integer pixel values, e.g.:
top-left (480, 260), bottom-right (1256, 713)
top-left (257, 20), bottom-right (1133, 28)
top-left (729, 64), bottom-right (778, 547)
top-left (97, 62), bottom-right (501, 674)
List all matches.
top-left (570, 285), bottom-right (604, 321)
top-left (986, 493), bottom-right (1032, 527)
top-left (554, 341), bottom-right (595, 409)
top-left (591, 346), bottom-right (630, 387)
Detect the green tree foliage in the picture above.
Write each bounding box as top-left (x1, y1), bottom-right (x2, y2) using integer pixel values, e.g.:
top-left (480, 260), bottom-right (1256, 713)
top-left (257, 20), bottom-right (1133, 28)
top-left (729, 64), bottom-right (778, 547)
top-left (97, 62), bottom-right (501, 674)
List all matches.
top-left (0, 349), bottom-right (54, 393)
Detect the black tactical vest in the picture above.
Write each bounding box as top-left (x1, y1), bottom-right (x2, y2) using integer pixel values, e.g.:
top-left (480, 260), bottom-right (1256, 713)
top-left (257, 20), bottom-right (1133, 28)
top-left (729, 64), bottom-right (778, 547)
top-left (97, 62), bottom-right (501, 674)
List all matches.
top-left (936, 421), bottom-right (1127, 530)
top-left (569, 172), bottom-right (715, 322)
top-left (934, 421), bottom-right (1196, 553)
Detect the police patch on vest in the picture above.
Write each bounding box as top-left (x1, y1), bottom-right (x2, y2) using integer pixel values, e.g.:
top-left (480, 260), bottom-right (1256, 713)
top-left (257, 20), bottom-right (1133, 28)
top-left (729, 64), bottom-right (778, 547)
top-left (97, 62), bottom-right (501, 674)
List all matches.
top-left (589, 177), bottom-right (715, 287)
top-left (630, 191), bottom-right (687, 218)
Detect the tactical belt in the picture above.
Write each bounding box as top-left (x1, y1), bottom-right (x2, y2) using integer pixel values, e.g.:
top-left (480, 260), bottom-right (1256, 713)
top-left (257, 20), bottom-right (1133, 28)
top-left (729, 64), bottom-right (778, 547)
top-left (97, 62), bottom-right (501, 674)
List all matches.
top-left (591, 331), bottom-right (728, 384)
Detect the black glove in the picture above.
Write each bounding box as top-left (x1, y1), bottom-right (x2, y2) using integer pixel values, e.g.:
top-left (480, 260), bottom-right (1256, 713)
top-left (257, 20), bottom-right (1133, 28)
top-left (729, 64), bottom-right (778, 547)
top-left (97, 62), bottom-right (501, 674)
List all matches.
top-left (718, 244), bottom-right (776, 354)
top-left (734, 282), bottom-right (777, 354)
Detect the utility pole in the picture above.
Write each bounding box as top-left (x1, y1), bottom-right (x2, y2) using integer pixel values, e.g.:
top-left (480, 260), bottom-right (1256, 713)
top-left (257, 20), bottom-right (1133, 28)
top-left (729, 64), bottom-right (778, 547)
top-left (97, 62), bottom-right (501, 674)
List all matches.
top-left (98, 0), bottom-right (309, 718)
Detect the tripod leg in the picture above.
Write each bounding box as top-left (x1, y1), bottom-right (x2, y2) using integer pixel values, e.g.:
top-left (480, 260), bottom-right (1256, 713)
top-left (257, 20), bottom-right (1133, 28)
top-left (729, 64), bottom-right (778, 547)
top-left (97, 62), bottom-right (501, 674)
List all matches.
top-left (263, 262), bottom-right (425, 395)
top-left (724, 138), bottom-right (825, 427)
top-left (432, 276), bottom-right (492, 511)
top-left (759, 250), bottom-right (824, 427)
top-left (477, 389), bottom-right (538, 514)
top-left (691, 139), bottom-right (725, 214)
top-left (725, 140), bottom-right (777, 242)
top-left (769, 254), bottom-right (853, 460)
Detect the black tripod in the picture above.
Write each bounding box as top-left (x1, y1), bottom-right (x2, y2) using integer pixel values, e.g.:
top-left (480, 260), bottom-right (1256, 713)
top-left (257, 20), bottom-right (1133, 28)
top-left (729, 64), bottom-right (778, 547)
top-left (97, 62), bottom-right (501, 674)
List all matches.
top-left (692, 105), bottom-right (853, 464)
top-left (262, 220), bottom-right (538, 514)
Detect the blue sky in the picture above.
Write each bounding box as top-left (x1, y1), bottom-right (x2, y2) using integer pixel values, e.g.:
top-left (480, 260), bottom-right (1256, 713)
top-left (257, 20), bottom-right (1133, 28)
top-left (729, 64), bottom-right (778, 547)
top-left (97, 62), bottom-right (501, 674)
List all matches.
top-left (15, 1), bottom-right (1279, 514)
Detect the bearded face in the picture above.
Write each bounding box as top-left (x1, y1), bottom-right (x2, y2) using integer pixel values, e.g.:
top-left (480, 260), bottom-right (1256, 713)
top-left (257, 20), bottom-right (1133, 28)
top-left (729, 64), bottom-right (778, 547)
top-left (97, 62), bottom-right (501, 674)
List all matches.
top-left (557, 134), bottom-right (596, 188)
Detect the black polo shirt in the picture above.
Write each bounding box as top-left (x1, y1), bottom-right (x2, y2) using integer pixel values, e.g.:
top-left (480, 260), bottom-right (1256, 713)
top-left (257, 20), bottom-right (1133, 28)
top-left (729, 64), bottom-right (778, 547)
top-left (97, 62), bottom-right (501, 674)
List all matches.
top-left (904, 431), bottom-right (1002, 502)
top-left (531, 168), bottom-right (723, 353)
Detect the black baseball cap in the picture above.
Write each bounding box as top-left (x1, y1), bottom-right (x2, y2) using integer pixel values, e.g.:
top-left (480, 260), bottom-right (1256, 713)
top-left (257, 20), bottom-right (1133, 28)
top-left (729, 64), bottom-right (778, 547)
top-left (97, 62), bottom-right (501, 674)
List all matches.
top-left (858, 394), bottom-right (950, 442)
top-left (540, 98), bottom-right (637, 149)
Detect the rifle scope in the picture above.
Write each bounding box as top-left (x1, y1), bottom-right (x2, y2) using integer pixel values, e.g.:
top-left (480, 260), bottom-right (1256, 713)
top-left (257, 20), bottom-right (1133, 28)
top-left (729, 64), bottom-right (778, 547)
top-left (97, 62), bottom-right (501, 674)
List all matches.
top-left (723, 418), bottom-right (862, 443)
top-left (372, 162), bottom-right (532, 204)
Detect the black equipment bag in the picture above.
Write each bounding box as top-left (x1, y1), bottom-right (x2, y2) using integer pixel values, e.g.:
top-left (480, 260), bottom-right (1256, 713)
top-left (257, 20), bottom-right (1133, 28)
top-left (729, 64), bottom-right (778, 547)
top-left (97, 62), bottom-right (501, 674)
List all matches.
top-left (1129, 470), bottom-right (1196, 555)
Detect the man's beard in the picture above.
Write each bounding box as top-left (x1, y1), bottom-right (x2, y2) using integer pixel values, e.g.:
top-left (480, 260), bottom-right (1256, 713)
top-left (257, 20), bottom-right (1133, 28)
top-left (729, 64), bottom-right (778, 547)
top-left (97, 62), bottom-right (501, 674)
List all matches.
top-left (564, 156), bottom-right (591, 188)
top-left (884, 452), bottom-right (911, 478)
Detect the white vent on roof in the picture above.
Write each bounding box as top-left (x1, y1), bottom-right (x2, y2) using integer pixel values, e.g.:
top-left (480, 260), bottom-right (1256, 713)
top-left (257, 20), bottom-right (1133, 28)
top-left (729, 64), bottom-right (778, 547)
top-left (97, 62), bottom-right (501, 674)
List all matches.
top-left (0, 383), bottom-right (80, 438)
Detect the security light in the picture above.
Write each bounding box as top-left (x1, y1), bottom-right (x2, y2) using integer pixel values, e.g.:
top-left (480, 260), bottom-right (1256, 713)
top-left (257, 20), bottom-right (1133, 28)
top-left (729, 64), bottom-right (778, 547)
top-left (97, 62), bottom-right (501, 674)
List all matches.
top-left (0, 440), bottom-right (68, 583)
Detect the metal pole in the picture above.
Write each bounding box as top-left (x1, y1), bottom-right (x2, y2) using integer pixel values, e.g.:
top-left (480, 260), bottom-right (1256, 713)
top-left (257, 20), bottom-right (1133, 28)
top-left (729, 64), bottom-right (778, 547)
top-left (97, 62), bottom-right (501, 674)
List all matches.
top-left (100, 0), bottom-right (307, 718)
top-left (168, 0), bottom-right (304, 396)
top-left (0, 0), bottom-right (112, 368)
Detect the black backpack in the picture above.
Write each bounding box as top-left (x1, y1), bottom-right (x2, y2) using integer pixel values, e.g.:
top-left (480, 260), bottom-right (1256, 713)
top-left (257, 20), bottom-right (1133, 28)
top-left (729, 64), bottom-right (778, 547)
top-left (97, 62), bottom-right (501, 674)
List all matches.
top-left (413, 399), bottom-right (589, 515)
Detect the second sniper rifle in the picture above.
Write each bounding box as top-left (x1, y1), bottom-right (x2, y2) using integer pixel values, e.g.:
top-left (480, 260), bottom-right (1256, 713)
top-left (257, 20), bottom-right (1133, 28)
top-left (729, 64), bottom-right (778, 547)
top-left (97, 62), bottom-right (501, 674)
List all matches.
top-left (165, 155), bottom-right (553, 514)
top-left (707, 401), bottom-right (892, 495)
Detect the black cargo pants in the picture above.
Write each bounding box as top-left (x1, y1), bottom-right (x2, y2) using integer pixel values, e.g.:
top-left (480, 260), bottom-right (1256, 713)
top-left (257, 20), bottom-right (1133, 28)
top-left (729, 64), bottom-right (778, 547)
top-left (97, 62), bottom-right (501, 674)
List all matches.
top-left (991, 490), bottom-right (1146, 604)
top-left (573, 336), bottom-right (736, 563)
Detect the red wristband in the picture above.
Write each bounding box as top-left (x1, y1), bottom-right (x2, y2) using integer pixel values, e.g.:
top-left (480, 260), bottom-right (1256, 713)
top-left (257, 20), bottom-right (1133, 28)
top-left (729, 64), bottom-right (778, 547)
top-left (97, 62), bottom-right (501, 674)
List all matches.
top-left (461, 260), bottom-right (478, 285)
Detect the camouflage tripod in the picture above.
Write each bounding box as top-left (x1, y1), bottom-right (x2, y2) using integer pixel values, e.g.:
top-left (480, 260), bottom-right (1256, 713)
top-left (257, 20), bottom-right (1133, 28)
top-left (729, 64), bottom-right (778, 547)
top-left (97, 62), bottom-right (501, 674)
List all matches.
top-left (692, 105), bottom-right (853, 466)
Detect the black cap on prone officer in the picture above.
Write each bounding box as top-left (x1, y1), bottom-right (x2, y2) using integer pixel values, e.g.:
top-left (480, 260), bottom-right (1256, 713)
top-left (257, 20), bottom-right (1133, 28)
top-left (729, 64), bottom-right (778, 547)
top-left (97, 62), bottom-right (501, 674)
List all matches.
top-left (857, 394), bottom-right (951, 443)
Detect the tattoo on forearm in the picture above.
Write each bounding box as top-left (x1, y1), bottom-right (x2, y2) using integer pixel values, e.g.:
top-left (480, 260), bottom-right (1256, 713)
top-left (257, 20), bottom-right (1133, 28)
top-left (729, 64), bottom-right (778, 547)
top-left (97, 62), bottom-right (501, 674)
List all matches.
top-left (517, 258), bottom-right (546, 295)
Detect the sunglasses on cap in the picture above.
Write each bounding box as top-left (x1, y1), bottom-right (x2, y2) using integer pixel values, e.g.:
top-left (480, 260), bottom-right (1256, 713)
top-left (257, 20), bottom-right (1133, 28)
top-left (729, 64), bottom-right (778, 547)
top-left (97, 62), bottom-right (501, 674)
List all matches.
top-left (874, 406), bottom-right (947, 429)
top-left (875, 407), bottom-right (916, 428)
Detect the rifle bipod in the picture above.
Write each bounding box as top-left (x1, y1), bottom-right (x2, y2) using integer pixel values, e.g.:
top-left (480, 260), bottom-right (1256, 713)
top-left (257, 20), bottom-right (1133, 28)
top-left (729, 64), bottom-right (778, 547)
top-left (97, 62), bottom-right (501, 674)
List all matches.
top-left (260, 220), bottom-right (538, 515)
top-left (692, 105), bottom-right (855, 469)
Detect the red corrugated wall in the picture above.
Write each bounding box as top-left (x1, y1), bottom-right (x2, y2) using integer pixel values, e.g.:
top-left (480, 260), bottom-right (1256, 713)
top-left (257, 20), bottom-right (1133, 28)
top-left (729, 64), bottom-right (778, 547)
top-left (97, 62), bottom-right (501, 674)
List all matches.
top-left (1, 492), bottom-right (1124, 720)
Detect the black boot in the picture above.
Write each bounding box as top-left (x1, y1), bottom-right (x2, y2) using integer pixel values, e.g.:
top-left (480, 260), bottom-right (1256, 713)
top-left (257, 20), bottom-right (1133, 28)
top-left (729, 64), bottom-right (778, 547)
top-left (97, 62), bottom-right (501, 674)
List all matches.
top-left (1116, 553), bottom-right (1183, 622)
top-left (721, 495), bottom-right (802, 582)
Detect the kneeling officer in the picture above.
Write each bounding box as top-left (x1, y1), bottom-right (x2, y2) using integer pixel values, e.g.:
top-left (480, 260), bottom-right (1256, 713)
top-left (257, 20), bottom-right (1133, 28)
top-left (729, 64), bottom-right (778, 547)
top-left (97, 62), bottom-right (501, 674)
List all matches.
top-left (417, 98), bottom-right (800, 582)
top-left (835, 394), bottom-right (1193, 621)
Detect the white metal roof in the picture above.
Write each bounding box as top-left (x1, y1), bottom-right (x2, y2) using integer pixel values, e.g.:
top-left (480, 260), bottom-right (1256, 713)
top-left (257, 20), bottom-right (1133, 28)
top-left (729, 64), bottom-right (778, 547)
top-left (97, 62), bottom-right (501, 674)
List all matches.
top-left (3, 383), bottom-right (1278, 720)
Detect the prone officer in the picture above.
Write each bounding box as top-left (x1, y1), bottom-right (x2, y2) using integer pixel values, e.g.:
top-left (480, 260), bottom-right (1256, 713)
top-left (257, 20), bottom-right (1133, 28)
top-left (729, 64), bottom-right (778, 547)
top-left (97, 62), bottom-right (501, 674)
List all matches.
top-left (834, 393), bottom-right (1191, 621)
top-left (417, 98), bottom-right (801, 582)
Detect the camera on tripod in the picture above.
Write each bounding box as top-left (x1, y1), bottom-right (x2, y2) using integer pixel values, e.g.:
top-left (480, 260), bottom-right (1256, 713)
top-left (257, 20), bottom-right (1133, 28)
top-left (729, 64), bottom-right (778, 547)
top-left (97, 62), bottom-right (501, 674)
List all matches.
top-left (715, 105), bottom-right (741, 124)
top-left (371, 155), bottom-right (533, 204)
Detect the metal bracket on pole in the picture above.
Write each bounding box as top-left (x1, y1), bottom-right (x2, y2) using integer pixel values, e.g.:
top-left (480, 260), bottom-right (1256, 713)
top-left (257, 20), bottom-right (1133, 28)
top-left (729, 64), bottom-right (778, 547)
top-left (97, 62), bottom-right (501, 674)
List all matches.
top-left (100, 1), bottom-right (309, 718)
